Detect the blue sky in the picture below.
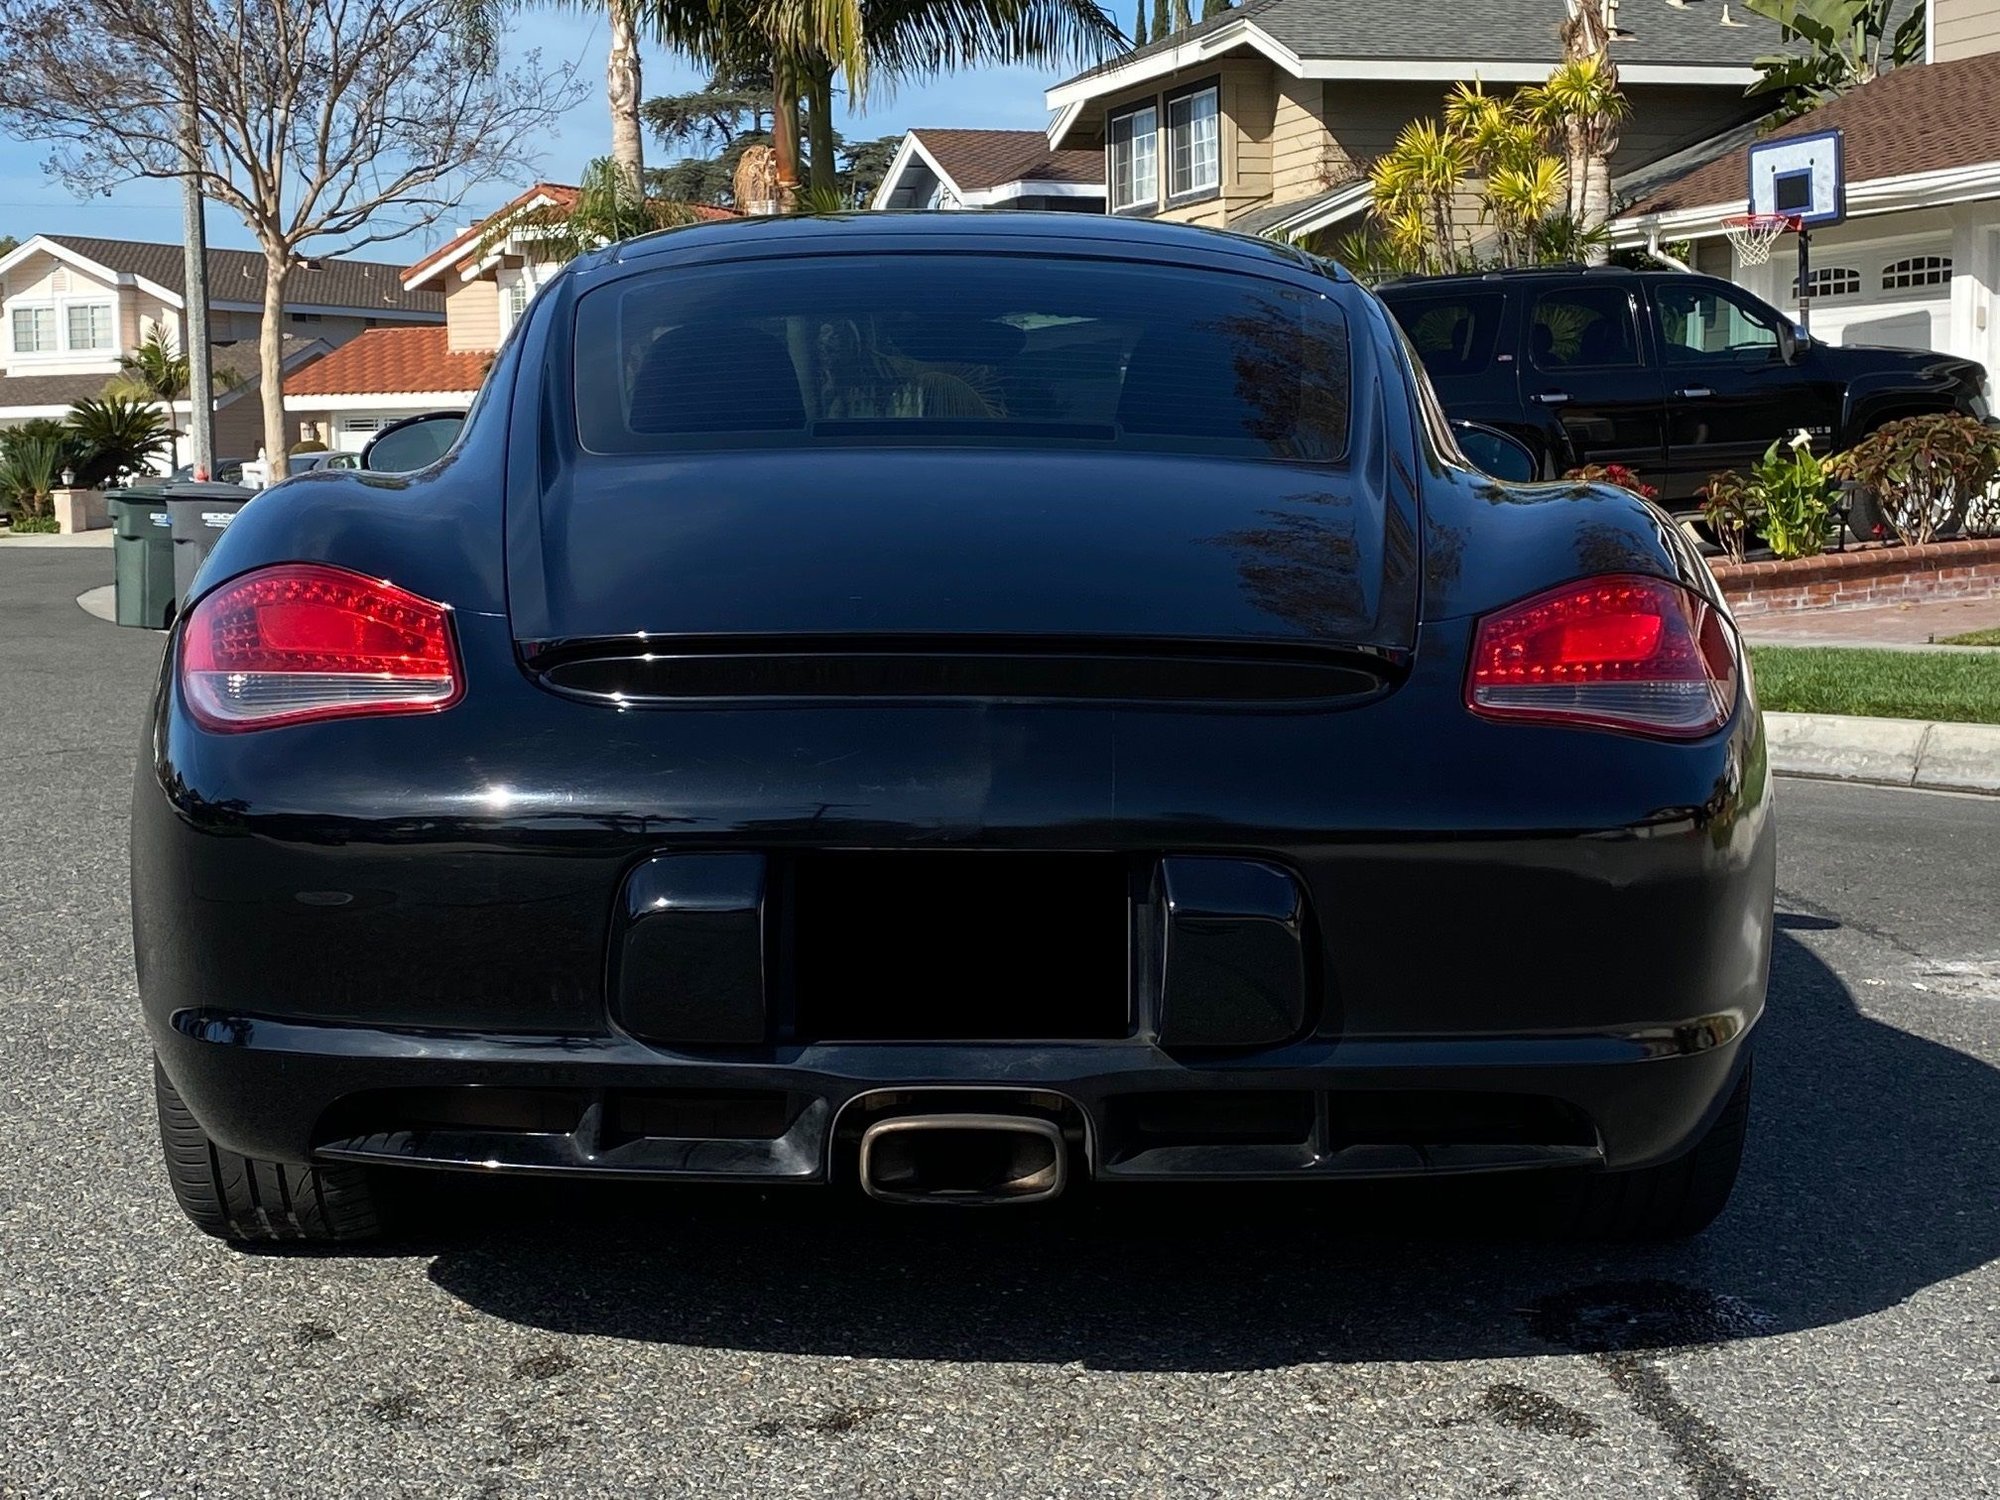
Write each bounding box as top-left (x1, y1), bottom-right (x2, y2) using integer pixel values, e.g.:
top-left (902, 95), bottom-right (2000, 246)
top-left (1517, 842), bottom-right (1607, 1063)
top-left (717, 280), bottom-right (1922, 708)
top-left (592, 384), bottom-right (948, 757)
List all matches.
top-left (0, 12), bottom-right (1070, 264)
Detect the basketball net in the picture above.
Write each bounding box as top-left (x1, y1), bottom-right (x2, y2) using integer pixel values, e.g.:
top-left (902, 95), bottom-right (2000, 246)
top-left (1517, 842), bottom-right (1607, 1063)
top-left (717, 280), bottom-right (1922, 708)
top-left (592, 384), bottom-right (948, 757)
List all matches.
top-left (1721, 213), bottom-right (1799, 267)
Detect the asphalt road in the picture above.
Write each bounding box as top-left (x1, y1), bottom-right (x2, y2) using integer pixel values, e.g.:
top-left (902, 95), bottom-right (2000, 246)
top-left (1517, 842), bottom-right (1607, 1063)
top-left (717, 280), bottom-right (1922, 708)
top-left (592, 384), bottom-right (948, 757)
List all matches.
top-left (3, 546), bottom-right (1997, 1499)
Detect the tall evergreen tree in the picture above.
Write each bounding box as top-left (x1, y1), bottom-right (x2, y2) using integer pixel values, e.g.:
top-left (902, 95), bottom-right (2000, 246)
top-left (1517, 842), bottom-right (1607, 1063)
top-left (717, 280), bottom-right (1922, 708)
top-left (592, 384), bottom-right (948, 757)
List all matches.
top-left (1172, 0), bottom-right (1190, 29)
top-left (1151, 0), bottom-right (1167, 39)
top-left (1133, 0), bottom-right (1146, 43)
top-left (1201, 0), bottom-right (1228, 17)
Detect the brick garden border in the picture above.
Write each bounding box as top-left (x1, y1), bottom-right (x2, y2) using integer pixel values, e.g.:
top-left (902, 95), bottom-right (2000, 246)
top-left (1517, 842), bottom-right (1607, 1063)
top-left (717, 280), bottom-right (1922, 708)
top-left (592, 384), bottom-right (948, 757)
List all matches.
top-left (1709, 536), bottom-right (2000, 619)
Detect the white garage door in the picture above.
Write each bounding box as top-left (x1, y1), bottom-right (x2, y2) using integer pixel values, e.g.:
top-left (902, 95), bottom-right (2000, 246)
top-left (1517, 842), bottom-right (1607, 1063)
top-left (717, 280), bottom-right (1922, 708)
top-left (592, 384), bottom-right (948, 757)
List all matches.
top-left (1787, 240), bottom-right (1953, 352)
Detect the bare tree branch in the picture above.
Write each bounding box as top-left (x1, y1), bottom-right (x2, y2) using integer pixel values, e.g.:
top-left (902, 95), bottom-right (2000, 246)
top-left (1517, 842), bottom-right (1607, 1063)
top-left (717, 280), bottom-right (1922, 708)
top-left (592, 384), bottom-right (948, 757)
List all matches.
top-left (0, 0), bottom-right (584, 476)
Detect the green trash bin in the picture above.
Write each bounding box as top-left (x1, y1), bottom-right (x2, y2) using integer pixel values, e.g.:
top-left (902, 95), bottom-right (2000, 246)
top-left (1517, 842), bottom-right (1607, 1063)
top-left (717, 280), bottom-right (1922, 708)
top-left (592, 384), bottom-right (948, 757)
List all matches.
top-left (107, 487), bottom-right (178, 629)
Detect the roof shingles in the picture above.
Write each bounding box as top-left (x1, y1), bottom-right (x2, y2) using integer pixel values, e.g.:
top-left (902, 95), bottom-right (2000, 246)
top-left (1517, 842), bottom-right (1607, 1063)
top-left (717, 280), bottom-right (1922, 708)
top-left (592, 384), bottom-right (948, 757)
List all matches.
top-left (43, 236), bottom-right (443, 317)
top-left (0, 336), bottom-right (323, 411)
top-left (910, 129), bottom-right (1103, 191)
top-left (284, 325), bottom-right (485, 399)
top-left (1061, 0), bottom-right (1785, 88)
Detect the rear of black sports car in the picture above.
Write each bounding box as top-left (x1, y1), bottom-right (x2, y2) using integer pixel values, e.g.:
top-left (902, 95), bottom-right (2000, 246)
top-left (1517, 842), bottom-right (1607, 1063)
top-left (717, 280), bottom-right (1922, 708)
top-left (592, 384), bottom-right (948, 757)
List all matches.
top-left (133, 215), bottom-right (1773, 1244)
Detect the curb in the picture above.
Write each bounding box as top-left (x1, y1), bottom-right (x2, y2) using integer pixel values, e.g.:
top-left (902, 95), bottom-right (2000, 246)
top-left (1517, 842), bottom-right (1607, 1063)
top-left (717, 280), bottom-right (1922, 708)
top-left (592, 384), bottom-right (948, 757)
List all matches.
top-left (76, 585), bottom-right (117, 624)
top-left (1766, 712), bottom-right (2000, 795)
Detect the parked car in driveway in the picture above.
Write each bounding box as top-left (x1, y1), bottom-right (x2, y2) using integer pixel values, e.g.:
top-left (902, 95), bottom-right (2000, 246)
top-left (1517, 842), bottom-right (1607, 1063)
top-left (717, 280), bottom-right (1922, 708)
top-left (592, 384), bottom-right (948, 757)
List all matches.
top-left (133, 213), bottom-right (1773, 1246)
top-left (285, 451), bottom-right (362, 474)
top-left (170, 458), bottom-right (247, 485)
top-left (1379, 266), bottom-right (1989, 506)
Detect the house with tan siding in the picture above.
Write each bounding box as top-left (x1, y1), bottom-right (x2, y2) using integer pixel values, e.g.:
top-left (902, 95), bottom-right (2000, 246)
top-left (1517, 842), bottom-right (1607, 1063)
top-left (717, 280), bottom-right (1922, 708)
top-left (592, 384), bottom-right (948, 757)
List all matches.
top-left (1041, 0), bottom-right (1784, 244)
top-left (0, 235), bottom-right (442, 465)
top-left (1932, 0), bottom-right (2000, 62)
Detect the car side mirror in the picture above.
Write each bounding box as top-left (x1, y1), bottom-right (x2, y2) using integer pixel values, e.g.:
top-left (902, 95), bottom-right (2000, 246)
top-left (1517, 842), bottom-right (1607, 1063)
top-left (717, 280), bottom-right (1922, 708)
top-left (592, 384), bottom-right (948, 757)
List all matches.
top-left (1777, 322), bottom-right (1800, 365)
top-left (1450, 421), bottom-right (1538, 483)
top-left (360, 410), bottom-right (467, 473)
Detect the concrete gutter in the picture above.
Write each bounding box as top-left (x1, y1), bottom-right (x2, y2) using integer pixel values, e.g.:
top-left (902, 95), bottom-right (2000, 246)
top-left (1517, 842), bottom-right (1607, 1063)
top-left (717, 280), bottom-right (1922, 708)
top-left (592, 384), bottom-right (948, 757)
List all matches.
top-left (1766, 713), bottom-right (2000, 795)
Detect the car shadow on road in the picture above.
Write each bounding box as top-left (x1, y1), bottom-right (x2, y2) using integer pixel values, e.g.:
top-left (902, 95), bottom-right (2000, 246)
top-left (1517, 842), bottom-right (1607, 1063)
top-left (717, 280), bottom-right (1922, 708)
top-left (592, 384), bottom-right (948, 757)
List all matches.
top-left (420, 929), bottom-right (2000, 1370)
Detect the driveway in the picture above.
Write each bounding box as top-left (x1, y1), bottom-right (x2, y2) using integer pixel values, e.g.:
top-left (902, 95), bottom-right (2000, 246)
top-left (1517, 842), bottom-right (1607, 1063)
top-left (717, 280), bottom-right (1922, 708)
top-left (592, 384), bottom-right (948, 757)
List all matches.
top-left (2, 546), bottom-right (1996, 1498)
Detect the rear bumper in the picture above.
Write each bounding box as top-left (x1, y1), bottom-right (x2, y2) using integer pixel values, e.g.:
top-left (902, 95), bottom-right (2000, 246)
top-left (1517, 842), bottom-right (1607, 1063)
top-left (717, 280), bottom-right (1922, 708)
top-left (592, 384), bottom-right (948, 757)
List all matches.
top-left (135, 611), bottom-right (1776, 1189)
top-left (153, 1005), bottom-right (1755, 1182)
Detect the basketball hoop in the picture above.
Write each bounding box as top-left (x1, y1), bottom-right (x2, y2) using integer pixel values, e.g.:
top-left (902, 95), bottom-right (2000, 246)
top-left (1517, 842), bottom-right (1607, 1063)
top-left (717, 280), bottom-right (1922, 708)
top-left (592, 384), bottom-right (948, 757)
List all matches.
top-left (1721, 213), bottom-right (1801, 266)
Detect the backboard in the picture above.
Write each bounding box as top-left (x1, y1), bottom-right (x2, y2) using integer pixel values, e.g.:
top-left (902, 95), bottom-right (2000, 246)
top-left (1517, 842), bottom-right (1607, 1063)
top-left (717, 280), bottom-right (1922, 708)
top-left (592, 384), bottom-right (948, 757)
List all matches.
top-left (1748, 128), bottom-right (1845, 227)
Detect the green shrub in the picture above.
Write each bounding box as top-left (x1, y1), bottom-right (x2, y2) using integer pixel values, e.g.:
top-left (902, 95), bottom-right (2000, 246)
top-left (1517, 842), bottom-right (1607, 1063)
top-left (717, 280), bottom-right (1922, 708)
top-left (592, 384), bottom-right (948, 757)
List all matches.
top-left (289, 439), bottom-right (328, 454)
top-left (1698, 470), bottom-right (1762, 563)
top-left (5, 515), bottom-right (59, 534)
top-left (1832, 412), bottom-right (2000, 546)
top-left (1751, 434), bottom-right (1839, 559)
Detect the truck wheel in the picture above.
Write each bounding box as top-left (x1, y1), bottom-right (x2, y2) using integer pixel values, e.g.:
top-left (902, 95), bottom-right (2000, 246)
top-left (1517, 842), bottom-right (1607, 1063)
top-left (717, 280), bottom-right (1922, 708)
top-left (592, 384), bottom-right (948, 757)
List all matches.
top-left (154, 1058), bottom-right (384, 1244)
top-left (1558, 1059), bottom-right (1751, 1241)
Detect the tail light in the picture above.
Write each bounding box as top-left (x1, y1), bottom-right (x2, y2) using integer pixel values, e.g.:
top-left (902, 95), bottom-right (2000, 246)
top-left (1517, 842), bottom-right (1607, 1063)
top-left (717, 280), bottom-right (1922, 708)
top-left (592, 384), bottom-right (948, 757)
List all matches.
top-left (180, 563), bottom-right (462, 731)
top-left (1466, 574), bottom-right (1738, 739)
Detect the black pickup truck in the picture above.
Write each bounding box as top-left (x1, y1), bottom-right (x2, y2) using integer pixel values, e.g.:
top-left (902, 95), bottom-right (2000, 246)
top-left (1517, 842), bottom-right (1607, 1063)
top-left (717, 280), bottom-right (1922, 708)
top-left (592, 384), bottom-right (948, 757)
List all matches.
top-left (1379, 266), bottom-right (1989, 503)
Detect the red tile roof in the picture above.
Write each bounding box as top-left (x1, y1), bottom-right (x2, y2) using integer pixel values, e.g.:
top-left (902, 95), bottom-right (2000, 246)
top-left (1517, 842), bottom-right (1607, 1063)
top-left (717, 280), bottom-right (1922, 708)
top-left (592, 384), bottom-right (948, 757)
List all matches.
top-left (909, 129), bottom-right (1103, 191)
top-left (403, 183), bottom-right (740, 289)
top-left (284, 326), bottom-right (488, 399)
top-left (1622, 51), bottom-right (2000, 219)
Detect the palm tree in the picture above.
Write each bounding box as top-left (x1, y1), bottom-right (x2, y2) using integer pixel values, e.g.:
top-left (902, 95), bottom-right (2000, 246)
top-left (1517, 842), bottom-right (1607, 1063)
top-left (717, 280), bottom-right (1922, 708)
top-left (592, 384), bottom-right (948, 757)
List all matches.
top-left (645, 0), bottom-right (1118, 202)
top-left (477, 156), bottom-right (698, 264)
top-left (643, 0), bottom-right (870, 202)
top-left (109, 327), bottom-right (191, 445)
top-left (1531, 5), bottom-right (1626, 259)
top-left (108, 325), bottom-right (243, 460)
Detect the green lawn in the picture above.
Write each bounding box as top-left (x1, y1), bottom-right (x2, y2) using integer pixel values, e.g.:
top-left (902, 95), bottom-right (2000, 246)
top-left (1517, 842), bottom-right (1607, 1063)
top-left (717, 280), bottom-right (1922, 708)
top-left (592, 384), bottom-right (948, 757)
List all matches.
top-left (1750, 646), bottom-right (2000, 724)
top-left (1939, 627), bottom-right (2000, 647)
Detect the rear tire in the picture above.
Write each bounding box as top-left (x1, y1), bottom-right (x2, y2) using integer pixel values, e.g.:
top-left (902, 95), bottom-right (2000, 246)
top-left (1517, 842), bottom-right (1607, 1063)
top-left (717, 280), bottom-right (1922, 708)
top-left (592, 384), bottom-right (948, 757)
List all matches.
top-left (154, 1058), bottom-right (384, 1244)
top-left (1560, 1058), bottom-right (1752, 1241)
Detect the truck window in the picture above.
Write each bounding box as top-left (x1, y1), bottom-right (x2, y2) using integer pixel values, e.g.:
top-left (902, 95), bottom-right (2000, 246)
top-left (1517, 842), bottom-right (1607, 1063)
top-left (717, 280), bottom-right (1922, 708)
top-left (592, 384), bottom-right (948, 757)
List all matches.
top-left (1529, 287), bottom-right (1641, 370)
top-left (1656, 282), bottom-right (1783, 363)
top-left (1385, 292), bottom-right (1505, 377)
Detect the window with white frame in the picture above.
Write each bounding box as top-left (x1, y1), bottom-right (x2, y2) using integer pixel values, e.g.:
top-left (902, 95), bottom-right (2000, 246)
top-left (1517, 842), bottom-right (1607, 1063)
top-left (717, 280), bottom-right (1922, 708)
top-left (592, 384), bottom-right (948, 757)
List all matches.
top-left (1167, 84), bottom-right (1220, 199)
top-left (339, 416), bottom-right (386, 434)
top-left (1107, 103), bottom-right (1158, 212)
top-left (66, 302), bottom-right (113, 350)
top-left (1793, 266), bottom-right (1860, 300)
top-left (1882, 255), bottom-right (1951, 291)
top-left (11, 306), bottom-right (55, 354)
top-left (505, 278), bottom-right (530, 327)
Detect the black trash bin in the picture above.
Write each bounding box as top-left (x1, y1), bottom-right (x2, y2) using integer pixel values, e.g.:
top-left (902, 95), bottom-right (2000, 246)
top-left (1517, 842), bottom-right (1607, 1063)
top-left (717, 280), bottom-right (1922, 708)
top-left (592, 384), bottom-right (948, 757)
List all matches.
top-left (165, 483), bottom-right (258, 606)
top-left (107, 487), bottom-right (178, 629)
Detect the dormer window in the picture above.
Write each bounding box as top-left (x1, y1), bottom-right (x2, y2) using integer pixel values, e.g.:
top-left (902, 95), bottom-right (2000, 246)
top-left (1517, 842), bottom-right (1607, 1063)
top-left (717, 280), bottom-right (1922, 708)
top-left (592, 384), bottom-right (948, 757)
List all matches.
top-left (67, 303), bottom-right (113, 350)
top-left (12, 306), bottom-right (55, 353)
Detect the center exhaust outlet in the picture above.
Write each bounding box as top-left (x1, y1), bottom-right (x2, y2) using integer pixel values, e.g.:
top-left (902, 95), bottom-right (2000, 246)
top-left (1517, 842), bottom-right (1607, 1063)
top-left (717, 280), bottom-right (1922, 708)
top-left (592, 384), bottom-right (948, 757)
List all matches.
top-left (858, 1113), bottom-right (1068, 1206)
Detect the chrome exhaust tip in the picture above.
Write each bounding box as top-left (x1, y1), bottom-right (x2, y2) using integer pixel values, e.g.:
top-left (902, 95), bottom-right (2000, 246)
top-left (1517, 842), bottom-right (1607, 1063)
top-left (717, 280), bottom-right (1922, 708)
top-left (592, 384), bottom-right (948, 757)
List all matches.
top-left (858, 1113), bottom-right (1068, 1206)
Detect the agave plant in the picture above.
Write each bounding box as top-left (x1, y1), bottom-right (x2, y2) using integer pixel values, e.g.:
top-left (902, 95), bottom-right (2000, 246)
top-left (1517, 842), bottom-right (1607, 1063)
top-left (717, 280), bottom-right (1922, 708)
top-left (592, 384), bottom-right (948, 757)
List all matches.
top-left (66, 395), bottom-right (171, 489)
top-left (0, 432), bottom-right (63, 522)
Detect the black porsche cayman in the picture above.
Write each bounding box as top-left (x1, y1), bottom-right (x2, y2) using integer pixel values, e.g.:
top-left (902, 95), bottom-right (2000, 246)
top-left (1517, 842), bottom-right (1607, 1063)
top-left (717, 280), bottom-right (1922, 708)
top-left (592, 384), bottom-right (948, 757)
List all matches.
top-left (134, 213), bottom-right (1773, 1244)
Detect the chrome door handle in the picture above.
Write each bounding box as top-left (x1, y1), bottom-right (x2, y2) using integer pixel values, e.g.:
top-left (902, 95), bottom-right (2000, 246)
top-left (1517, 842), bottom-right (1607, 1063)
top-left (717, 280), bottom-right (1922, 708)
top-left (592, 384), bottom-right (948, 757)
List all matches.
top-left (1532, 391), bottom-right (1570, 405)
top-left (1676, 386), bottom-right (1715, 399)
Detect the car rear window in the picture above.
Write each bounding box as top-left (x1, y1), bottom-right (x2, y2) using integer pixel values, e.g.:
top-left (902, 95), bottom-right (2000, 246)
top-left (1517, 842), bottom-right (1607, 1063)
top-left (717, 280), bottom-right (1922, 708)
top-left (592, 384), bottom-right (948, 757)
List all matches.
top-left (1385, 291), bottom-right (1505, 378)
top-left (571, 254), bottom-right (1349, 462)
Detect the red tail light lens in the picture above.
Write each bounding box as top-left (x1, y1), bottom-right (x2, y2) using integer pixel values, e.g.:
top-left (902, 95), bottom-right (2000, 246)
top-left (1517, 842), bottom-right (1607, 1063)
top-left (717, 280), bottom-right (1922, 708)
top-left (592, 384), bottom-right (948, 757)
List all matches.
top-left (181, 563), bottom-right (462, 731)
top-left (1466, 574), bottom-right (1738, 738)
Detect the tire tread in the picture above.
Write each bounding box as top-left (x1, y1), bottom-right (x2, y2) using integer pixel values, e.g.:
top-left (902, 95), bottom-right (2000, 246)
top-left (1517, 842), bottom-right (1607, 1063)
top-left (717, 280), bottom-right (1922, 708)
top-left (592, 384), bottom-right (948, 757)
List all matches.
top-left (153, 1059), bottom-right (383, 1244)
